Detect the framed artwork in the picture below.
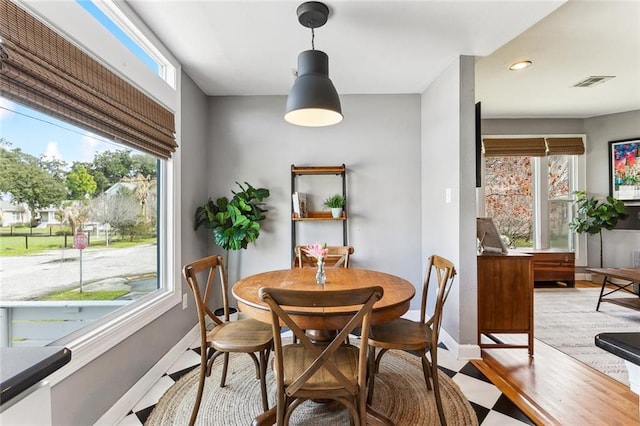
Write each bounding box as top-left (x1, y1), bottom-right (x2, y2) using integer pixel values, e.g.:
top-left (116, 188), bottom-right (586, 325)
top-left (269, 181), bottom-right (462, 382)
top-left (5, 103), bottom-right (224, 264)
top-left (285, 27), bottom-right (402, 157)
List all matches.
top-left (609, 138), bottom-right (640, 201)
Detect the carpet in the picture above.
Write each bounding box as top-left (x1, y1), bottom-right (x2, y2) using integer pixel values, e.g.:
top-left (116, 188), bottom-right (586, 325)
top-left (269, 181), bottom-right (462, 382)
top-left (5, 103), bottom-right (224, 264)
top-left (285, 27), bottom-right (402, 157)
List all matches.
top-left (534, 287), bottom-right (640, 386)
top-left (146, 347), bottom-right (478, 426)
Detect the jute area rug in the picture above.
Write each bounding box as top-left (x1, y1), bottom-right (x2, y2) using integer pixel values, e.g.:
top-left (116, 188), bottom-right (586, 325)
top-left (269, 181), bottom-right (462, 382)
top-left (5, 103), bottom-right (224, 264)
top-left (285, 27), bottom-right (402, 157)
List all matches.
top-left (534, 287), bottom-right (640, 386)
top-left (146, 347), bottom-right (478, 426)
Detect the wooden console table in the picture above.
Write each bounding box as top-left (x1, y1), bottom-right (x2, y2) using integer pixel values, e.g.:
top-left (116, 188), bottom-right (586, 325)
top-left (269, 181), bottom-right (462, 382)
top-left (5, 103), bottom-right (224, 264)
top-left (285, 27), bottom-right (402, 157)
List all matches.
top-left (585, 268), bottom-right (640, 311)
top-left (520, 249), bottom-right (575, 286)
top-left (477, 253), bottom-right (534, 355)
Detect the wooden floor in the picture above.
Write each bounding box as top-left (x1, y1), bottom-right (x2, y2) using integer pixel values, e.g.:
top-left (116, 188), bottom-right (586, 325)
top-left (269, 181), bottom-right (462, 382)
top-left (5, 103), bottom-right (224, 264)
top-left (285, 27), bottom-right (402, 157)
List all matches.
top-left (472, 280), bottom-right (640, 425)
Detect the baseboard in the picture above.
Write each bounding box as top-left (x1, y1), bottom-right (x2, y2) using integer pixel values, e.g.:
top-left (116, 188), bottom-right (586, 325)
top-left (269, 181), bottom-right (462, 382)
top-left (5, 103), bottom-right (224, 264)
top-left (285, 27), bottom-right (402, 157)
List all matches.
top-left (440, 328), bottom-right (482, 360)
top-left (576, 272), bottom-right (589, 281)
top-left (404, 309), bottom-right (481, 360)
top-left (95, 325), bottom-right (200, 425)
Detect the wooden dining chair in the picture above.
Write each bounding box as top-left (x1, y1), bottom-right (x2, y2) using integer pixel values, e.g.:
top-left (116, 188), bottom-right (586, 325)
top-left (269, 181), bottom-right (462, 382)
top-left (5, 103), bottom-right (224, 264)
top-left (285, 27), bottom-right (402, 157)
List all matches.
top-left (259, 286), bottom-right (383, 426)
top-left (293, 245), bottom-right (354, 268)
top-left (182, 255), bottom-right (273, 426)
top-left (292, 245), bottom-right (355, 344)
top-left (367, 255), bottom-right (456, 426)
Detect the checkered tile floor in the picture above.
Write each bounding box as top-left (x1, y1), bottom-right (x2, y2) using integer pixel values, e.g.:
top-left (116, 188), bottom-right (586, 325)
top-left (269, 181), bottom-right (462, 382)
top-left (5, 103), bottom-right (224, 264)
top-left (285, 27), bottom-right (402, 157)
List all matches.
top-left (118, 340), bottom-right (534, 425)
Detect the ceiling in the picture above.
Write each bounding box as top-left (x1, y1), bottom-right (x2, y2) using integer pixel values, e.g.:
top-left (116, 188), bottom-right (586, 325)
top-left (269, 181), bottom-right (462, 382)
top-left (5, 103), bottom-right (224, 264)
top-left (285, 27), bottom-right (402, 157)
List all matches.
top-left (126, 0), bottom-right (640, 119)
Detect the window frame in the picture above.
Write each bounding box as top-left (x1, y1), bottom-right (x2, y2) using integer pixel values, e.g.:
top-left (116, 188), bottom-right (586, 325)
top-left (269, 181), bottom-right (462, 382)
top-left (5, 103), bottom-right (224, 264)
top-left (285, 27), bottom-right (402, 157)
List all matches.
top-left (478, 134), bottom-right (587, 267)
top-left (14, 0), bottom-right (182, 384)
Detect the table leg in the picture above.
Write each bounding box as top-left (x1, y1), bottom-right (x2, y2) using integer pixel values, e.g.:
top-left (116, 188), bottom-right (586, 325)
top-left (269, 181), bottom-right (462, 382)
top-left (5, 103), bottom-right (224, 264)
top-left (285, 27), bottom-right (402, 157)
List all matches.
top-left (597, 275), bottom-right (638, 311)
top-left (596, 276), bottom-right (608, 311)
top-left (306, 329), bottom-right (338, 342)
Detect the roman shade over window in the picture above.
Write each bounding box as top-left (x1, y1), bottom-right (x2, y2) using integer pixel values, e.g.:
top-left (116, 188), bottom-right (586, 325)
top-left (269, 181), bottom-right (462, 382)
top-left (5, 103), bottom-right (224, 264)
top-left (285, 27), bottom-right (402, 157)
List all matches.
top-left (482, 138), bottom-right (547, 157)
top-left (0, 0), bottom-right (177, 159)
top-left (482, 137), bottom-right (585, 157)
top-left (545, 137), bottom-right (585, 155)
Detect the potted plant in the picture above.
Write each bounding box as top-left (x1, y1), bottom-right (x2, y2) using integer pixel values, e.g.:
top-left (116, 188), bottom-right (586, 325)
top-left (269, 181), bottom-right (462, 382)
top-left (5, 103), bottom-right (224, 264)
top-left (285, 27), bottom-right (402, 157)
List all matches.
top-left (323, 194), bottom-right (345, 218)
top-left (194, 182), bottom-right (270, 314)
top-left (569, 190), bottom-right (627, 268)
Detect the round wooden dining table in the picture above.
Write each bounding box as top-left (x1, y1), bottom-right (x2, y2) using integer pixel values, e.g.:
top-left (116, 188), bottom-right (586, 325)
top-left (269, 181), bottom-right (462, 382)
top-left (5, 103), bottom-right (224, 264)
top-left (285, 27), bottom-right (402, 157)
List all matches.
top-left (232, 267), bottom-right (416, 331)
top-left (232, 267), bottom-right (415, 426)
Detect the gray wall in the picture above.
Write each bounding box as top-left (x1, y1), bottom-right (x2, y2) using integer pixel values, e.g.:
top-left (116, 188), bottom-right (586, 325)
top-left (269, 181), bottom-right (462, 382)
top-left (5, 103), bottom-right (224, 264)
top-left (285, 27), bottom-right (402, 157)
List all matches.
top-left (204, 60), bottom-right (477, 352)
top-left (584, 110), bottom-right (640, 267)
top-left (481, 118), bottom-right (584, 135)
top-left (421, 56), bottom-right (477, 347)
top-left (50, 72), bottom-right (209, 425)
top-left (482, 110), bottom-right (640, 268)
top-left (205, 94), bottom-right (424, 306)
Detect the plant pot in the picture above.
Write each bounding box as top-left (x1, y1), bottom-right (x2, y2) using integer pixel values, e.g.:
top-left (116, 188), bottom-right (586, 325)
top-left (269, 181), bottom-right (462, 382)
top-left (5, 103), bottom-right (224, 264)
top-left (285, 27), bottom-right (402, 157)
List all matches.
top-left (330, 207), bottom-right (343, 218)
top-left (214, 307), bottom-right (238, 321)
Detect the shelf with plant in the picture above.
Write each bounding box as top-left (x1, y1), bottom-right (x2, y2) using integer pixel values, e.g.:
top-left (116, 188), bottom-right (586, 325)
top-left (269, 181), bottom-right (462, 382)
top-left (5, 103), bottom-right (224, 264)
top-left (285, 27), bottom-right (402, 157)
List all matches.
top-left (323, 194), bottom-right (346, 219)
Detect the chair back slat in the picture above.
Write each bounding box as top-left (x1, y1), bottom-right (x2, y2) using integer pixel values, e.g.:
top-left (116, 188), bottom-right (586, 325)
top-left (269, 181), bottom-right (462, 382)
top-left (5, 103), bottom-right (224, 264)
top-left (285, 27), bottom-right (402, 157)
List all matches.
top-left (260, 286), bottom-right (382, 409)
top-left (182, 255), bottom-right (228, 327)
top-left (419, 255), bottom-right (457, 346)
top-left (293, 245), bottom-right (354, 268)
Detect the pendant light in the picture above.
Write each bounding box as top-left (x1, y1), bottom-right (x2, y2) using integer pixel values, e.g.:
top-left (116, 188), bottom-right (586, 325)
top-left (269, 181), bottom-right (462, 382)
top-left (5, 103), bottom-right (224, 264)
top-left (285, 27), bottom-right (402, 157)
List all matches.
top-left (285, 1), bottom-right (343, 127)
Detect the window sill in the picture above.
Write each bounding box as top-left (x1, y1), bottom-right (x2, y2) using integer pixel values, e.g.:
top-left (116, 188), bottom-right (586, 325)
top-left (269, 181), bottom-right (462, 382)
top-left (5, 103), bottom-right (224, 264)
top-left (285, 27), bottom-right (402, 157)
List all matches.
top-left (45, 289), bottom-right (180, 386)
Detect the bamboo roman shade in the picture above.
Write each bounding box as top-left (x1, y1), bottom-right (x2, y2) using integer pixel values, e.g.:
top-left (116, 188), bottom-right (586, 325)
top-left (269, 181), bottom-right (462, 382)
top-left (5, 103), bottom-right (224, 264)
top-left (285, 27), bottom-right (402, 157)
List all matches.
top-left (482, 137), bottom-right (585, 157)
top-left (546, 137), bottom-right (585, 155)
top-left (0, 0), bottom-right (177, 159)
top-left (482, 138), bottom-right (547, 157)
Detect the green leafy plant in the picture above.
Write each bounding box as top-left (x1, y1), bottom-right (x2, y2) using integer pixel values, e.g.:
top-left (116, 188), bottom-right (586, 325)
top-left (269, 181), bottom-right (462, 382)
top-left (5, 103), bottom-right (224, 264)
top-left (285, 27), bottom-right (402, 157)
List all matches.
top-left (194, 182), bottom-right (270, 251)
top-left (323, 194), bottom-right (345, 208)
top-left (569, 190), bottom-right (627, 267)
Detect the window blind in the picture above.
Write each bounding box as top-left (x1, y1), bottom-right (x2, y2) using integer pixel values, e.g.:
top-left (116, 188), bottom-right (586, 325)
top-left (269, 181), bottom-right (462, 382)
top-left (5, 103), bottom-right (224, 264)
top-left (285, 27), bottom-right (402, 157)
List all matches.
top-left (0, 0), bottom-right (177, 159)
top-left (482, 137), bottom-right (585, 157)
top-left (546, 137), bottom-right (585, 155)
top-left (482, 138), bottom-right (547, 157)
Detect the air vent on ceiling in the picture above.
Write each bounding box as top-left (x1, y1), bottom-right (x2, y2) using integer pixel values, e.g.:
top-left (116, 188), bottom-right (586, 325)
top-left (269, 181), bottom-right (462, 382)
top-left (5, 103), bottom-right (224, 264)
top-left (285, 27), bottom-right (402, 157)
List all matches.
top-left (572, 76), bottom-right (615, 88)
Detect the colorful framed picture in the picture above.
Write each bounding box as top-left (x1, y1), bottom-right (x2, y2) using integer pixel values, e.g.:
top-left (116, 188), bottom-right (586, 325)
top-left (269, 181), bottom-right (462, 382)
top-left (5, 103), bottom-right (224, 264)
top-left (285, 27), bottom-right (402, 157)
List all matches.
top-left (609, 138), bottom-right (640, 201)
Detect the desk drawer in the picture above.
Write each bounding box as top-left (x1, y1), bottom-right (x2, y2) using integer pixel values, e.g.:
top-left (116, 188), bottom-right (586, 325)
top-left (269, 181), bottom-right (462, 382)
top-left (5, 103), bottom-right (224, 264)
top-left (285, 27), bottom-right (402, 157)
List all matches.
top-left (527, 251), bottom-right (575, 283)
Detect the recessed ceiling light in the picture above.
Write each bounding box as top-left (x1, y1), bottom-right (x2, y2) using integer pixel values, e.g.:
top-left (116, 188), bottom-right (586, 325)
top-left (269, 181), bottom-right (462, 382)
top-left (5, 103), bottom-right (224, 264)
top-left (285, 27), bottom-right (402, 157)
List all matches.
top-left (508, 60), bottom-right (532, 71)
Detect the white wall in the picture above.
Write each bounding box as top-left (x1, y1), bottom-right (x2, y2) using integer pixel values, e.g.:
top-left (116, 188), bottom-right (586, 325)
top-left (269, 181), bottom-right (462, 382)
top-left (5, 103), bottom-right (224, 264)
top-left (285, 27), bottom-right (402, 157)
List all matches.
top-left (205, 94), bottom-right (425, 306)
top-left (584, 110), bottom-right (640, 268)
top-left (421, 56), bottom-right (478, 356)
top-left (481, 118), bottom-right (584, 135)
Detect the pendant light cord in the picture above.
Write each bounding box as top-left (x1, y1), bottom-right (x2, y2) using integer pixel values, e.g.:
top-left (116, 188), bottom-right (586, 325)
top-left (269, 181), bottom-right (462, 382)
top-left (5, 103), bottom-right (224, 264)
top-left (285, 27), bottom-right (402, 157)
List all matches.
top-left (311, 26), bottom-right (315, 50)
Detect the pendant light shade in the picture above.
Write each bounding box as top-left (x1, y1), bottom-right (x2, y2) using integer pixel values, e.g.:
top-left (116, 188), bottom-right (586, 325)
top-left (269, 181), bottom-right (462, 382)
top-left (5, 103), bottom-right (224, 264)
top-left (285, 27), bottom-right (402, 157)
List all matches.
top-left (285, 1), bottom-right (342, 127)
top-left (285, 50), bottom-right (343, 127)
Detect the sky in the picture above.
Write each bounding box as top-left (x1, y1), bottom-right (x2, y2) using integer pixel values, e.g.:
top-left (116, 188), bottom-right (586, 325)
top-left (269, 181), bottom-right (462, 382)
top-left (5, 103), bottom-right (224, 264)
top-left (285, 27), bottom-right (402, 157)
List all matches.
top-left (1, 96), bottom-right (118, 165)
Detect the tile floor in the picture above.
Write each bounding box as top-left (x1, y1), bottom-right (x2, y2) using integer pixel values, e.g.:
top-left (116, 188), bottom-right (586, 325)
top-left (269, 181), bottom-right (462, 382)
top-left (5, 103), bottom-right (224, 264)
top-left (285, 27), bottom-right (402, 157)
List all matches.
top-left (119, 340), bottom-right (534, 425)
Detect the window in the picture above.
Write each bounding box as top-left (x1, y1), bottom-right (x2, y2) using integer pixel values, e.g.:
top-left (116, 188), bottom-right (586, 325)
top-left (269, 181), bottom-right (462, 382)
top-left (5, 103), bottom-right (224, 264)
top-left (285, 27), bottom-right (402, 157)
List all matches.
top-left (485, 156), bottom-right (534, 246)
top-left (76, 0), bottom-right (159, 73)
top-left (547, 155), bottom-right (572, 249)
top-left (0, 99), bottom-right (161, 346)
top-left (75, 0), bottom-right (176, 88)
top-left (481, 136), bottom-right (585, 252)
top-left (0, 0), bottom-right (180, 380)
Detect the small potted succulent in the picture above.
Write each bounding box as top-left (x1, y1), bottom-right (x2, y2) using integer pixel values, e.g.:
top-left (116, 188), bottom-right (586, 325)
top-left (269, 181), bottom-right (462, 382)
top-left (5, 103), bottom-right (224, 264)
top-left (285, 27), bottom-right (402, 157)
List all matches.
top-left (323, 194), bottom-right (345, 218)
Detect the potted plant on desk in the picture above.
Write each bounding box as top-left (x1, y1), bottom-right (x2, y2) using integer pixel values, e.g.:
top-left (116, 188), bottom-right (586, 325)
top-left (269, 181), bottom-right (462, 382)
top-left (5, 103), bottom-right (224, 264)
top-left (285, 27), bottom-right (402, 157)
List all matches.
top-left (569, 190), bottom-right (627, 270)
top-left (323, 194), bottom-right (345, 218)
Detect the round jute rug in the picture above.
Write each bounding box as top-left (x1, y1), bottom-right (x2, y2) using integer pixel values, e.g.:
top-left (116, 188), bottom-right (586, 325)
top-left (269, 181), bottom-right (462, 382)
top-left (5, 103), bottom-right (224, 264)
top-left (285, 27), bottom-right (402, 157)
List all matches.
top-left (146, 347), bottom-right (478, 425)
